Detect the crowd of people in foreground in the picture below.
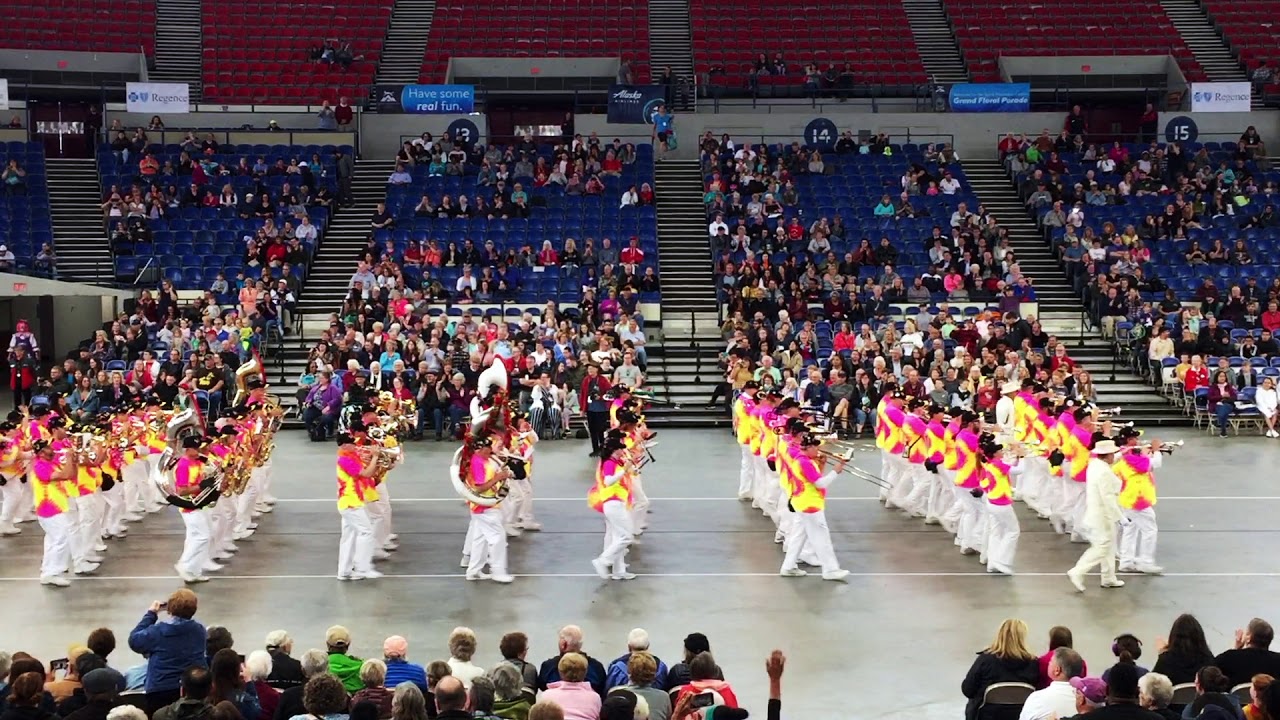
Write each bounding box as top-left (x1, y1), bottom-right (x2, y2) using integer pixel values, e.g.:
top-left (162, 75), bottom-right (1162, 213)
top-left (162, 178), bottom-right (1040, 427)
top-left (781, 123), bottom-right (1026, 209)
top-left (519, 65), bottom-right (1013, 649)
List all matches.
top-left (963, 614), bottom-right (1280, 720)
top-left (0, 592), bottom-right (782, 720)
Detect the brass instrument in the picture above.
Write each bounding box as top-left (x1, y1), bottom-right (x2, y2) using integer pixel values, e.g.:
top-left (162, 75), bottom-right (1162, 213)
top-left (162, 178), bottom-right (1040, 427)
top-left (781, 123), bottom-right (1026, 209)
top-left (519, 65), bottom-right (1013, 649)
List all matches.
top-left (72, 431), bottom-right (107, 466)
top-left (232, 353), bottom-right (263, 407)
top-left (816, 444), bottom-right (891, 488)
top-left (448, 446), bottom-right (510, 506)
top-left (1096, 406), bottom-right (1123, 418)
top-left (630, 389), bottom-right (680, 408)
top-left (1133, 439), bottom-right (1184, 455)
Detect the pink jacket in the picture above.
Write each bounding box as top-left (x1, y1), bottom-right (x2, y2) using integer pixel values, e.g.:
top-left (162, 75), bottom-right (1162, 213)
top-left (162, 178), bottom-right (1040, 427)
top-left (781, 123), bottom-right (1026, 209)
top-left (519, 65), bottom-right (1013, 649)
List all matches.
top-left (541, 681), bottom-right (602, 720)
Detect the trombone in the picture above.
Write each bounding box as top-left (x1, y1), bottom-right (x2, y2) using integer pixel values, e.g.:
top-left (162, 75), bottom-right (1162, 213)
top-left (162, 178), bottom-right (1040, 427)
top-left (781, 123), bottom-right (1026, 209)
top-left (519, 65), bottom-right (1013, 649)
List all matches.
top-left (630, 390), bottom-right (680, 408)
top-left (816, 444), bottom-right (891, 489)
top-left (1134, 439), bottom-right (1184, 455)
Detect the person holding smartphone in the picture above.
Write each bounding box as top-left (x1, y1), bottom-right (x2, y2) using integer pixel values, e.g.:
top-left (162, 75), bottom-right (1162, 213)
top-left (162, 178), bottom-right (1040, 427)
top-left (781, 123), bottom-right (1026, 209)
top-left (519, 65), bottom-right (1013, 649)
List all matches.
top-left (127, 589), bottom-right (208, 715)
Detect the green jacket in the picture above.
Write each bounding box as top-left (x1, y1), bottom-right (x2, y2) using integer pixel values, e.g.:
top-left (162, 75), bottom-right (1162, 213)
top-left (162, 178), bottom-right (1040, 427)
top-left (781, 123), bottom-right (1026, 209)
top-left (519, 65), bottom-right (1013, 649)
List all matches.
top-left (493, 696), bottom-right (532, 720)
top-left (328, 652), bottom-right (364, 693)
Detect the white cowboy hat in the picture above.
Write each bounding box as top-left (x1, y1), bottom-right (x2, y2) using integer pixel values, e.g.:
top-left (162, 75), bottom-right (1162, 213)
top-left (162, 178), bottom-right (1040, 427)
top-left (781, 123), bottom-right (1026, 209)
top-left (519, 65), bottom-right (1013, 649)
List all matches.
top-left (1001, 381), bottom-right (1020, 395)
top-left (1092, 440), bottom-right (1120, 456)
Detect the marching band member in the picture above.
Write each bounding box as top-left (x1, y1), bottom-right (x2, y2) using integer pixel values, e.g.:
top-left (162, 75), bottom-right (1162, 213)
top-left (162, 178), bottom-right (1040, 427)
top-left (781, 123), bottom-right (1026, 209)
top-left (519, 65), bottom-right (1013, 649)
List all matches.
top-left (978, 439), bottom-right (1022, 576)
top-left (934, 409), bottom-right (964, 534)
top-left (766, 399), bottom-right (805, 534)
top-left (137, 400), bottom-right (172, 514)
top-left (503, 413), bottom-right (540, 532)
top-left (1114, 429), bottom-right (1164, 575)
top-left (778, 433), bottom-right (850, 582)
top-left (608, 385), bottom-right (633, 427)
top-left (903, 404), bottom-right (948, 524)
top-left (590, 430), bottom-right (635, 581)
top-left (1067, 438), bottom-right (1128, 592)
top-left (30, 437), bottom-right (81, 586)
top-left (0, 421), bottom-right (30, 535)
top-left (776, 417), bottom-right (819, 567)
top-left (733, 381), bottom-right (761, 501)
top-left (750, 391), bottom-right (781, 520)
top-left (1063, 407), bottom-right (1098, 543)
top-left (173, 436), bottom-right (215, 584)
top-left (99, 414), bottom-right (129, 539)
top-left (355, 404), bottom-right (399, 556)
top-left (615, 409), bottom-right (651, 536)
top-left (893, 398), bottom-right (930, 516)
top-left (946, 411), bottom-right (985, 555)
top-left (1009, 381), bottom-right (1042, 505)
top-left (1019, 394), bottom-right (1056, 519)
top-left (335, 425), bottom-right (381, 581)
top-left (874, 388), bottom-right (908, 507)
top-left (464, 433), bottom-right (515, 583)
top-left (68, 422), bottom-right (108, 567)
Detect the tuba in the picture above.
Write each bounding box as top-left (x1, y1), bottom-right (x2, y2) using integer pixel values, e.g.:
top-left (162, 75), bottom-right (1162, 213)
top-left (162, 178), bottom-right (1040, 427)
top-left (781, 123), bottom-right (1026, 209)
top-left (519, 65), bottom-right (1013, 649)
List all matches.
top-left (232, 352), bottom-right (264, 407)
top-left (151, 407), bottom-right (221, 509)
top-left (468, 358), bottom-right (510, 435)
top-left (448, 446), bottom-right (509, 507)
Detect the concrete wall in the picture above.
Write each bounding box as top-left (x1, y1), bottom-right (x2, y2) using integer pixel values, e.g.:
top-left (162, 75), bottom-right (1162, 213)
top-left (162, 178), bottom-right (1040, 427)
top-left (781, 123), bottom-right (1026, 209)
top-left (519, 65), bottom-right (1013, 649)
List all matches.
top-left (0, 49), bottom-right (142, 74)
top-left (85, 106), bottom-right (1280, 159)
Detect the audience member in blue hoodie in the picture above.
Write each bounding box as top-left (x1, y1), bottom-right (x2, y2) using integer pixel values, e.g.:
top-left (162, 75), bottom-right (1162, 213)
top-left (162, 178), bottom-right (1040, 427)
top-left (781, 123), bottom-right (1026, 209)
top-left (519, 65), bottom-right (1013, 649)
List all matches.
top-left (128, 590), bottom-right (208, 715)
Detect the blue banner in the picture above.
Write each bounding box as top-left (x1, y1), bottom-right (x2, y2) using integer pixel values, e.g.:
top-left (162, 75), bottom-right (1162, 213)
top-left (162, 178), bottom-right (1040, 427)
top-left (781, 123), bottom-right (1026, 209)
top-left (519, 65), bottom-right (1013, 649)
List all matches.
top-left (607, 84), bottom-right (667, 124)
top-left (394, 84), bottom-right (475, 114)
top-left (948, 83), bottom-right (1031, 113)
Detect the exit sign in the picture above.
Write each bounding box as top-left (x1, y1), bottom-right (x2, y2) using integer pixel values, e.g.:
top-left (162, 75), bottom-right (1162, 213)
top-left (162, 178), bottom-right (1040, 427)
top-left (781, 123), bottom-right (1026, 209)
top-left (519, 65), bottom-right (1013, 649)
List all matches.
top-left (12, 282), bottom-right (26, 292)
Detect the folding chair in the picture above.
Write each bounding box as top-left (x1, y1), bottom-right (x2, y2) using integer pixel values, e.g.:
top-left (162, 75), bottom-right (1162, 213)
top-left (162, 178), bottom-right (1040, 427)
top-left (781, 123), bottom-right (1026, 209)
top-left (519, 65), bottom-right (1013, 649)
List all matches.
top-left (977, 682), bottom-right (1036, 720)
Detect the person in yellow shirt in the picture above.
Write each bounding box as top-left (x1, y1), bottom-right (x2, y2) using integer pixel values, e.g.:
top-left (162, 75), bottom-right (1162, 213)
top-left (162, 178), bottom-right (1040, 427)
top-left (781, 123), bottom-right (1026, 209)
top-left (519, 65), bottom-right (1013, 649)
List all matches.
top-left (336, 425), bottom-right (381, 581)
top-left (0, 420), bottom-right (31, 535)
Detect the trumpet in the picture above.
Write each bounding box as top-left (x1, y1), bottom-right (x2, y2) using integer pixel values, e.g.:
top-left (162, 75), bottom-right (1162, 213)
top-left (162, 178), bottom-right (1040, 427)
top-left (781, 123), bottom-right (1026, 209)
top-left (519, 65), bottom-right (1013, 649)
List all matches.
top-left (1096, 406), bottom-right (1123, 418)
top-left (1133, 439), bottom-right (1184, 455)
top-left (630, 390), bottom-right (679, 407)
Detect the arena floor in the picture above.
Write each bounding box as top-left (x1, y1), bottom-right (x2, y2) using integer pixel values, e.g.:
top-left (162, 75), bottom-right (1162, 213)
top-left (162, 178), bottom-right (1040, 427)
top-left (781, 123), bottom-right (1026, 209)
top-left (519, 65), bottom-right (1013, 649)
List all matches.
top-left (1, 428), bottom-right (1277, 719)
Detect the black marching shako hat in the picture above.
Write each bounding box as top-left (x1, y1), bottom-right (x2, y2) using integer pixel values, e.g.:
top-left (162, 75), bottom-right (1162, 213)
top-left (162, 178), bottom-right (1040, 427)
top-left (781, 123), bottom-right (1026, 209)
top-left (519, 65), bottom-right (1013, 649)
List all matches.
top-left (182, 436), bottom-right (202, 450)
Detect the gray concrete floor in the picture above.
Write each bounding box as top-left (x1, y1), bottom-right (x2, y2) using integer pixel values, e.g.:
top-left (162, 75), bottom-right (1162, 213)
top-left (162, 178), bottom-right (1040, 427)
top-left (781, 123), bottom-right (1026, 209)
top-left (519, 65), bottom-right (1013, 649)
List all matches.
top-left (1, 429), bottom-right (1277, 719)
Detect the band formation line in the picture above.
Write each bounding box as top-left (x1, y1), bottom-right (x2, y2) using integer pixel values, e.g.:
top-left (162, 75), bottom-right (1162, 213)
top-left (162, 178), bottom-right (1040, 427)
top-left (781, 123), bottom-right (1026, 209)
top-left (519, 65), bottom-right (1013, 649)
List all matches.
top-left (3, 357), bottom-right (1176, 591)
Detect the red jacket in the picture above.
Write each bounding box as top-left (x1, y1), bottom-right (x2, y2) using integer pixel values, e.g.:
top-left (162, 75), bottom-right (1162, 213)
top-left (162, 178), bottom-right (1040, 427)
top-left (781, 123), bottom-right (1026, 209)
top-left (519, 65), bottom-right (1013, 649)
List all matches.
top-left (580, 375), bottom-right (611, 412)
top-left (1262, 310), bottom-right (1280, 332)
top-left (1184, 365), bottom-right (1209, 392)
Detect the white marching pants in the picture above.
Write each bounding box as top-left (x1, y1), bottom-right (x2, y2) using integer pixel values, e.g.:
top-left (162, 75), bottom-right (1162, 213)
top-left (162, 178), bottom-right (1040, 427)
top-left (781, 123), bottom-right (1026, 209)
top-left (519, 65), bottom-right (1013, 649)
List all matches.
top-left (142, 455), bottom-right (168, 511)
top-left (596, 500), bottom-right (633, 575)
top-left (234, 469), bottom-right (263, 533)
top-left (338, 506), bottom-right (375, 577)
top-left (630, 474), bottom-right (650, 532)
top-left (369, 488), bottom-right (393, 550)
top-left (1119, 507), bottom-right (1158, 568)
top-left (466, 508), bottom-right (508, 576)
top-left (983, 503), bottom-right (1020, 572)
top-left (1018, 457), bottom-right (1048, 511)
top-left (751, 455), bottom-right (770, 512)
top-left (929, 469), bottom-right (956, 524)
top-left (780, 510), bottom-right (841, 574)
top-left (1070, 523), bottom-right (1119, 584)
top-left (18, 479), bottom-right (35, 521)
top-left (211, 501), bottom-right (235, 556)
top-left (738, 445), bottom-right (754, 499)
top-left (901, 464), bottom-right (933, 517)
top-left (177, 510), bottom-right (212, 578)
top-left (1065, 481), bottom-right (1088, 536)
top-left (462, 508), bottom-right (477, 559)
top-left (1052, 479), bottom-right (1084, 532)
top-left (67, 496), bottom-right (98, 563)
top-left (101, 484), bottom-right (125, 535)
top-left (952, 485), bottom-right (985, 553)
top-left (258, 459), bottom-right (276, 502)
top-left (39, 513), bottom-right (74, 577)
top-left (123, 461), bottom-right (145, 515)
top-left (509, 478), bottom-right (535, 525)
top-left (883, 454), bottom-right (910, 506)
top-left (0, 478), bottom-right (24, 529)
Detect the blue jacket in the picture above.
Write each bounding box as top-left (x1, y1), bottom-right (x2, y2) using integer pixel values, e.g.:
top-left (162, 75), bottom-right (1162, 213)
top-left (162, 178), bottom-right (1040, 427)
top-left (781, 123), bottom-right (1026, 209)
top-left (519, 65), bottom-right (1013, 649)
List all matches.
top-left (128, 611), bottom-right (208, 693)
top-left (383, 658), bottom-right (428, 694)
top-left (605, 653), bottom-right (667, 690)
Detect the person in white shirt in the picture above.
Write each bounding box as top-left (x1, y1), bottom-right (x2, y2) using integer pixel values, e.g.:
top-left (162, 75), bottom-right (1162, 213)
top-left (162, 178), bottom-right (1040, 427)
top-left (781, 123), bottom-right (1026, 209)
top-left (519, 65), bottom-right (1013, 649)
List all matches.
top-left (529, 373), bottom-right (562, 439)
top-left (708, 215), bottom-right (729, 238)
top-left (619, 186), bottom-right (639, 208)
top-left (295, 217), bottom-right (318, 244)
top-left (1256, 376), bottom-right (1280, 437)
top-left (1067, 439), bottom-right (1127, 592)
top-left (618, 319), bottom-right (648, 368)
top-left (1147, 326), bottom-right (1174, 374)
top-left (349, 262), bottom-right (376, 300)
top-left (455, 267), bottom-right (478, 293)
top-left (995, 380), bottom-right (1018, 443)
top-left (939, 173), bottom-right (961, 195)
top-left (1019, 648), bottom-right (1086, 720)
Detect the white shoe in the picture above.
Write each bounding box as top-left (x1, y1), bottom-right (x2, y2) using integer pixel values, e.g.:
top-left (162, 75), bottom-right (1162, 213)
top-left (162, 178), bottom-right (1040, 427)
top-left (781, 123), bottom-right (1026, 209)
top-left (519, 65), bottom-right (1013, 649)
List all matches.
top-left (355, 570), bottom-right (384, 579)
top-left (387, 533), bottom-right (398, 542)
top-left (0, 524), bottom-right (20, 535)
top-left (1067, 570), bottom-right (1087, 592)
top-left (383, 543), bottom-right (399, 552)
top-left (262, 495), bottom-right (278, 505)
top-left (74, 563), bottom-right (100, 575)
top-left (779, 568), bottom-right (808, 577)
top-left (504, 525), bottom-right (522, 537)
top-left (373, 551), bottom-right (391, 561)
top-left (465, 571), bottom-right (491, 581)
top-left (202, 562), bottom-right (224, 572)
top-left (232, 531), bottom-right (254, 541)
top-left (459, 556), bottom-right (469, 568)
top-left (337, 574), bottom-right (355, 581)
top-left (123, 514), bottom-right (145, 523)
top-left (738, 493), bottom-right (753, 502)
top-left (1118, 565), bottom-right (1139, 573)
top-left (1136, 565), bottom-right (1164, 575)
top-left (490, 574), bottom-right (515, 583)
top-left (82, 553), bottom-right (104, 562)
top-left (923, 516), bottom-right (941, 525)
top-left (1101, 579), bottom-right (1126, 588)
top-left (517, 521), bottom-right (542, 531)
top-left (610, 572), bottom-right (637, 581)
top-left (214, 553), bottom-right (234, 561)
top-left (93, 543), bottom-right (108, 553)
top-left (254, 504), bottom-right (274, 514)
top-left (41, 575), bottom-right (71, 587)
top-left (591, 558), bottom-right (611, 579)
top-left (822, 569), bottom-right (850, 582)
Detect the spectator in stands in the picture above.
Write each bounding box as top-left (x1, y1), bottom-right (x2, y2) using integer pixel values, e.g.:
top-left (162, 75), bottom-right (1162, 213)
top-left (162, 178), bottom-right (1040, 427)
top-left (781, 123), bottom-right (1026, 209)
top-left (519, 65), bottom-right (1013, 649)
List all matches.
top-left (1, 160), bottom-right (26, 195)
top-left (317, 101), bottom-right (337, 131)
top-left (1153, 615), bottom-right (1216, 685)
top-left (1214, 620), bottom-right (1280, 686)
top-left (1138, 673), bottom-right (1177, 720)
top-left (963, 619), bottom-right (1040, 720)
top-left (1021, 648), bottom-right (1086, 720)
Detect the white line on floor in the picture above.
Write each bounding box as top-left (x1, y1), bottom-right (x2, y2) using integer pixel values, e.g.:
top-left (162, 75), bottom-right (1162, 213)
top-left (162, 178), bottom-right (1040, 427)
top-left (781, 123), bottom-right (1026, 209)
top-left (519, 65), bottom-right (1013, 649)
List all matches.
top-left (266, 496), bottom-right (1280, 503)
top-left (4, 571), bottom-right (1280, 582)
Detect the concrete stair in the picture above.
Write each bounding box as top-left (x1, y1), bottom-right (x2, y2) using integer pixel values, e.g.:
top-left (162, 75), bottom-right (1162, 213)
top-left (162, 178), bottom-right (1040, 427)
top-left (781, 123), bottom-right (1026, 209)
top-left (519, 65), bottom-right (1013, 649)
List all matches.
top-left (375, 0), bottom-right (436, 85)
top-left (152, 0), bottom-right (203, 100)
top-left (901, 0), bottom-right (969, 84)
top-left (647, 0), bottom-right (695, 91)
top-left (652, 159), bottom-right (717, 312)
top-left (46, 158), bottom-right (113, 285)
top-left (296, 160), bottom-right (395, 316)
